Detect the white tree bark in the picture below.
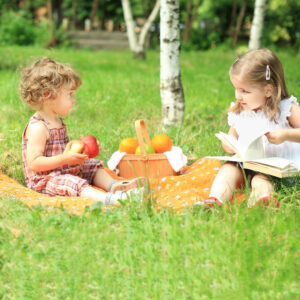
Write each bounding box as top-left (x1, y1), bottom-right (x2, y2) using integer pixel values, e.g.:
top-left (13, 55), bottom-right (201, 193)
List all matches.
top-left (136, 0), bottom-right (160, 58)
top-left (121, 0), bottom-right (137, 51)
top-left (121, 0), bottom-right (160, 59)
top-left (160, 0), bottom-right (185, 127)
top-left (248, 0), bottom-right (266, 50)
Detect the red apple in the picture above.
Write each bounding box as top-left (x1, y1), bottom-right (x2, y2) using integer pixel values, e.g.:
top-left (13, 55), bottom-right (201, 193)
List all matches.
top-left (80, 136), bottom-right (100, 158)
top-left (70, 140), bottom-right (85, 153)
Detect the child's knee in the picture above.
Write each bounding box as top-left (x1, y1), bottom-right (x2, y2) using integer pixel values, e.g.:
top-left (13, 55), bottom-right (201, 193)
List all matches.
top-left (251, 173), bottom-right (273, 190)
top-left (221, 162), bottom-right (242, 177)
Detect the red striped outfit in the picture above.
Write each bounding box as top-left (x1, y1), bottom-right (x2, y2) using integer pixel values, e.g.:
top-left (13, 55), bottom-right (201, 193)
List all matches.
top-left (22, 114), bottom-right (103, 197)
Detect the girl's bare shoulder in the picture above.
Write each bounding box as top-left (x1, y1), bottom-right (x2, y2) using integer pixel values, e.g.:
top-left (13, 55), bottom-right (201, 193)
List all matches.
top-left (26, 120), bottom-right (50, 140)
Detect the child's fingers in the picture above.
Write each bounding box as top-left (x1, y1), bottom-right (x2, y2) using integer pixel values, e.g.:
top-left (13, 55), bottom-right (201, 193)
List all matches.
top-left (74, 152), bottom-right (89, 161)
top-left (265, 132), bottom-right (273, 142)
top-left (65, 141), bottom-right (72, 151)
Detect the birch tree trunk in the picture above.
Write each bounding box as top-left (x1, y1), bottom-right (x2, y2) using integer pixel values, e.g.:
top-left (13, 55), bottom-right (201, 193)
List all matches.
top-left (121, 0), bottom-right (160, 59)
top-left (160, 0), bottom-right (185, 127)
top-left (121, 0), bottom-right (137, 52)
top-left (248, 0), bottom-right (266, 50)
top-left (136, 0), bottom-right (160, 59)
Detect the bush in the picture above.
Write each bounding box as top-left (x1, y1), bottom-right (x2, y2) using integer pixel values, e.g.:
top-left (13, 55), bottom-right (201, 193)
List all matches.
top-left (182, 20), bottom-right (222, 51)
top-left (0, 10), bottom-right (48, 46)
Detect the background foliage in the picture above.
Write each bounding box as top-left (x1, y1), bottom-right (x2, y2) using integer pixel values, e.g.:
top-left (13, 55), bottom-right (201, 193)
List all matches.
top-left (0, 0), bottom-right (299, 50)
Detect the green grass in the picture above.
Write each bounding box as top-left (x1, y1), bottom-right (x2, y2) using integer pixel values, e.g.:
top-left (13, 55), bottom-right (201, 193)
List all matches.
top-left (0, 45), bottom-right (299, 299)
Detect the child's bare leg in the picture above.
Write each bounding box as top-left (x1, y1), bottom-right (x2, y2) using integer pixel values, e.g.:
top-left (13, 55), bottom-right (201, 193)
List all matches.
top-left (248, 173), bottom-right (274, 207)
top-left (92, 168), bottom-right (145, 193)
top-left (209, 162), bottom-right (244, 203)
top-left (92, 168), bottom-right (115, 190)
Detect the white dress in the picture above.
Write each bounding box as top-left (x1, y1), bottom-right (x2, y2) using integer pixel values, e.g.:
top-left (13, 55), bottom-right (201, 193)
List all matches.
top-left (228, 95), bottom-right (300, 170)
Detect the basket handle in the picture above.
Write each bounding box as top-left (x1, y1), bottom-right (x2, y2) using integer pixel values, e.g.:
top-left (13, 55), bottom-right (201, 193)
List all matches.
top-left (135, 120), bottom-right (151, 155)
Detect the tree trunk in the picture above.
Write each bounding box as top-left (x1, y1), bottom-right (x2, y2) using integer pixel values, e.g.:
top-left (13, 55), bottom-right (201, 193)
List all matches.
top-left (183, 0), bottom-right (193, 43)
top-left (228, 0), bottom-right (238, 37)
top-left (136, 0), bottom-right (160, 59)
top-left (71, 0), bottom-right (77, 29)
top-left (121, 0), bottom-right (138, 52)
top-left (47, 0), bottom-right (56, 47)
top-left (183, 0), bottom-right (202, 43)
top-left (90, 0), bottom-right (99, 29)
top-left (248, 0), bottom-right (266, 50)
top-left (160, 0), bottom-right (185, 127)
top-left (121, 0), bottom-right (160, 59)
top-left (232, 0), bottom-right (248, 47)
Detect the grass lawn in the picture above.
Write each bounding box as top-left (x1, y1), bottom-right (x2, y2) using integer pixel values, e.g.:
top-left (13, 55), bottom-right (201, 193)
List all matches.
top-left (0, 45), bottom-right (299, 299)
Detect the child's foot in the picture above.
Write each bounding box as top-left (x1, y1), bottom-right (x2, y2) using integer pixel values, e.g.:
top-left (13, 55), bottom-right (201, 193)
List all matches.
top-left (256, 196), bottom-right (280, 208)
top-left (193, 197), bottom-right (223, 209)
top-left (105, 188), bottom-right (145, 205)
top-left (203, 197), bottom-right (223, 209)
top-left (110, 177), bottom-right (146, 193)
top-left (125, 187), bottom-right (145, 201)
top-left (104, 191), bottom-right (127, 205)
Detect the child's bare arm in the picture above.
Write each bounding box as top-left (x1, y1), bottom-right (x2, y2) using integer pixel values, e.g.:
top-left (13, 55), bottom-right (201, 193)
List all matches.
top-left (222, 127), bottom-right (239, 154)
top-left (266, 103), bottom-right (300, 144)
top-left (26, 122), bottom-right (88, 172)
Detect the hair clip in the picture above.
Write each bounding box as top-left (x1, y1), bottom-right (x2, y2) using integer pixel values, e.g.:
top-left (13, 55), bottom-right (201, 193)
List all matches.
top-left (266, 65), bottom-right (271, 80)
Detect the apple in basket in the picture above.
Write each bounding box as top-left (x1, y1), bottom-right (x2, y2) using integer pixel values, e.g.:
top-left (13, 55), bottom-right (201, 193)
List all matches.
top-left (135, 144), bottom-right (155, 154)
top-left (70, 136), bottom-right (100, 158)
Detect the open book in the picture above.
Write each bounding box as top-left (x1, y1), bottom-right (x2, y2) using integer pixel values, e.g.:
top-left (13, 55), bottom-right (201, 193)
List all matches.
top-left (206, 131), bottom-right (298, 178)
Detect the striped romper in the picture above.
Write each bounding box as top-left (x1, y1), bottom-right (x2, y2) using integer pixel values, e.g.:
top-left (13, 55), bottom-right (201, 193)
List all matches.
top-left (22, 114), bottom-right (103, 197)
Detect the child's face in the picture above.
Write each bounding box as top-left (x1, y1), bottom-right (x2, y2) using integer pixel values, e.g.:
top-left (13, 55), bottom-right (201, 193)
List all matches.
top-left (230, 75), bottom-right (268, 111)
top-left (50, 86), bottom-right (77, 116)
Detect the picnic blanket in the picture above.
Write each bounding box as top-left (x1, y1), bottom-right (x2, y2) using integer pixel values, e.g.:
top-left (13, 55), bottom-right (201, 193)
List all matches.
top-left (0, 158), bottom-right (246, 215)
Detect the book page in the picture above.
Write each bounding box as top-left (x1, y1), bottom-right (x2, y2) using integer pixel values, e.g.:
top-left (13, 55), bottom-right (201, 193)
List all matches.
top-left (243, 134), bottom-right (265, 161)
top-left (215, 132), bottom-right (245, 159)
top-left (246, 157), bottom-right (294, 169)
top-left (205, 154), bottom-right (243, 163)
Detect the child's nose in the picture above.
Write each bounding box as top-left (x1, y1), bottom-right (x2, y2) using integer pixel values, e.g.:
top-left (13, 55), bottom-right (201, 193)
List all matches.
top-left (235, 90), bottom-right (242, 101)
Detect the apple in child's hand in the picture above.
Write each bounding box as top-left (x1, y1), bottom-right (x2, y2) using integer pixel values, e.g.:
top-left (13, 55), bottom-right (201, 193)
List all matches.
top-left (135, 144), bottom-right (155, 154)
top-left (70, 140), bottom-right (85, 154)
top-left (80, 136), bottom-right (100, 158)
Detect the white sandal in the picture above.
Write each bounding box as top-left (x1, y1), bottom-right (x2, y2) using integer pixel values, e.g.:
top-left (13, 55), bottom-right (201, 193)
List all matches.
top-left (110, 177), bottom-right (146, 193)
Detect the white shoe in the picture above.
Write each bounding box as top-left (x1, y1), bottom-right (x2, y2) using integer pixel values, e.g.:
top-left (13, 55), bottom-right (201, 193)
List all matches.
top-left (105, 191), bottom-right (127, 205)
top-left (125, 187), bottom-right (144, 201)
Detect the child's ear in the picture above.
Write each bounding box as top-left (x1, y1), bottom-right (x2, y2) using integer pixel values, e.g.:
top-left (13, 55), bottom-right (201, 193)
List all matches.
top-left (42, 90), bottom-right (52, 100)
top-left (43, 90), bottom-right (49, 97)
top-left (265, 84), bottom-right (274, 98)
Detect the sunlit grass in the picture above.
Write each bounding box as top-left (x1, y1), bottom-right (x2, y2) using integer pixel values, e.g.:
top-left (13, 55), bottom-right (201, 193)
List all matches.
top-left (0, 46), bottom-right (299, 299)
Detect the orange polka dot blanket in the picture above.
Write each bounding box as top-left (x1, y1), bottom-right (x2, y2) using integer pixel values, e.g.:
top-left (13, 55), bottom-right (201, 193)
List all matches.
top-left (0, 158), bottom-right (245, 215)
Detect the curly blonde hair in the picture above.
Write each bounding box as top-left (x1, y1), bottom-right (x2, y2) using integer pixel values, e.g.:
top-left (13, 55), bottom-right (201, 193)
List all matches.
top-left (228, 48), bottom-right (289, 121)
top-left (19, 57), bottom-right (81, 110)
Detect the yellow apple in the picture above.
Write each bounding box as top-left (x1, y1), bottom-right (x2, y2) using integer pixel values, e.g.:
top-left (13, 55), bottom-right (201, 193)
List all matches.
top-left (70, 140), bottom-right (85, 153)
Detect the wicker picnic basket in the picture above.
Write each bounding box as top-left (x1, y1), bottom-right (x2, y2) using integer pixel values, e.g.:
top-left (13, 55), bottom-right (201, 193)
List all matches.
top-left (118, 120), bottom-right (178, 179)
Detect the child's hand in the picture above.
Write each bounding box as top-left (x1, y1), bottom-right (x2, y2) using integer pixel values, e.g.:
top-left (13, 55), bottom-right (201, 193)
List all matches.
top-left (265, 129), bottom-right (287, 145)
top-left (222, 143), bottom-right (236, 154)
top-left (63, 142), bottom-right (89, 165)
